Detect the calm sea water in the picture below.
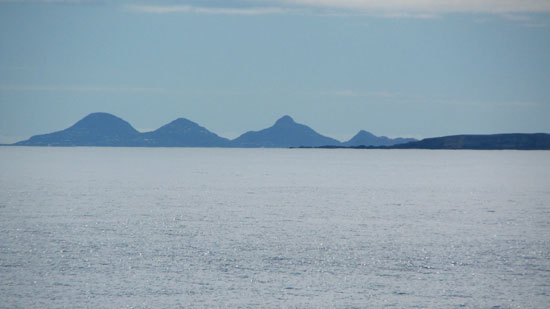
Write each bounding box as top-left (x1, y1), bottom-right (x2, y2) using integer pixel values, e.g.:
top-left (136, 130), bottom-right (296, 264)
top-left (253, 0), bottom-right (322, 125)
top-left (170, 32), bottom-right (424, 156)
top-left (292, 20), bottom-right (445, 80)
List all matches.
top-left (0, 147), bottom-right (549, 308)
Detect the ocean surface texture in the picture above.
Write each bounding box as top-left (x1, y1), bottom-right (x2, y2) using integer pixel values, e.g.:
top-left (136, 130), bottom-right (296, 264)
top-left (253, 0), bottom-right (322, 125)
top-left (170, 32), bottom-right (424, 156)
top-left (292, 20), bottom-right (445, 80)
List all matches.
top-left (0, 147), bottom-right (549, 308)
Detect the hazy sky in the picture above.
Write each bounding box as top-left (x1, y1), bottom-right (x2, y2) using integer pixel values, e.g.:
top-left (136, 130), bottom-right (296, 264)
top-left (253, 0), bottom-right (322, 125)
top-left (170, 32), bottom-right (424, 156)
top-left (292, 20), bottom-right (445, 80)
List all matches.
top-left (1, 0), bottom-right (549, 143)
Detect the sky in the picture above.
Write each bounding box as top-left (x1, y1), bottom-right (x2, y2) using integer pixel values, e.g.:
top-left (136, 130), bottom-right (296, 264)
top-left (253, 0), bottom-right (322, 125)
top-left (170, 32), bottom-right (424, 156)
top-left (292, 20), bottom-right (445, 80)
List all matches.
top-left (1, 0), bottom-right (549, 143)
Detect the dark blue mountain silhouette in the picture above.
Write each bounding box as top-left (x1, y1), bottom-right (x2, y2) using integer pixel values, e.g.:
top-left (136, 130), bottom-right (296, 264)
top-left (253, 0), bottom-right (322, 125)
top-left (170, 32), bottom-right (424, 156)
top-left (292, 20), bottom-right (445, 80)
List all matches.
top-left (231, 115), bottom-right (341, 147)
top-left (15, 112), bottom-right (142, 146)
top-left (142, 118), bottom-right (229, 147)
top-left (11, 112), bottom-right (550, 149)
top-left (15, 113), bottom-right (230, 147)
top-left (344, 130), bottom-right (416, 147)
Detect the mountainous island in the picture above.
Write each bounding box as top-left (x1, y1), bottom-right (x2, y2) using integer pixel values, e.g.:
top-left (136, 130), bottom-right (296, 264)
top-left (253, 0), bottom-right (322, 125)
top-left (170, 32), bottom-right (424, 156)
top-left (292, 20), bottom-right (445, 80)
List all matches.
top-left (9, 112), bottom-right (550, 149)
top-left (232, 115), bottom-right (341, 148)
top-left (12, 112), bottom-right (413, 148)
top-left (344, 130), bottom-right (416, 147)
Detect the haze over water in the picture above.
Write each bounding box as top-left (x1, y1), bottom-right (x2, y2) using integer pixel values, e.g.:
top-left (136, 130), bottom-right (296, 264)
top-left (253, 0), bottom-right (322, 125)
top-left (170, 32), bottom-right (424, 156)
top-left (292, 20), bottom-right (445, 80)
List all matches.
top-left (1, 147), bottom-right (549, 308)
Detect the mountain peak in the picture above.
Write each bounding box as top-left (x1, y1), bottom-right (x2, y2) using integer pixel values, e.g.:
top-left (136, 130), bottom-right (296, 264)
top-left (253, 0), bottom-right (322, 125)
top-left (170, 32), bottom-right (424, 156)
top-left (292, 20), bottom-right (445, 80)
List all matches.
top-left (274, 115), bottom-right (295, 126)
top-left (84, 112), bottom-right (117, 118)
top-left (70, 112), bottom-right (138, 133)
top-left (15, 112), bottom-right (140, 146)
top-left (144, 117), bottom-right (229, 147)
top-left (77, 112), bottom-right (125, 125)
top-left (345, 130), bottom-right (416, 147)
top-left (232, 115), bottom-right (341, 147)
top-left (356, 130), bottom-right (376, 137)
top-left (168, 118), bottom-right (198, 128)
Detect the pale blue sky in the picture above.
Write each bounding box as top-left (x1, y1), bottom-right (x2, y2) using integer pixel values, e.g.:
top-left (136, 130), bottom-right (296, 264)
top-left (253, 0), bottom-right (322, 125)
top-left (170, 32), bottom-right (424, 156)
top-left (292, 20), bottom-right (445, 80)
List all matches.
top-left (1, 0), bottom-right (549, 143)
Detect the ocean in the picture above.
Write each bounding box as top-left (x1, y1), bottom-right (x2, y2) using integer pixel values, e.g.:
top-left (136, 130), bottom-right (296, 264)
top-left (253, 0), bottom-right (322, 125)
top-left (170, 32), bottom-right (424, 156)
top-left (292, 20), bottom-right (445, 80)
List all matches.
top-left (1, 147), bottom-right (549, 308)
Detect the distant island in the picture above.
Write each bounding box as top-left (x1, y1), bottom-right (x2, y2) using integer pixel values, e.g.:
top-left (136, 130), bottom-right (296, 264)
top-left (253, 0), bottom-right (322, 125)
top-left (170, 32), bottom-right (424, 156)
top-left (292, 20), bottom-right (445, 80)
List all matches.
top-left (11, 112), bottom-right (415, 148)
top-left (7, 112), bottom-right (550, 149)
